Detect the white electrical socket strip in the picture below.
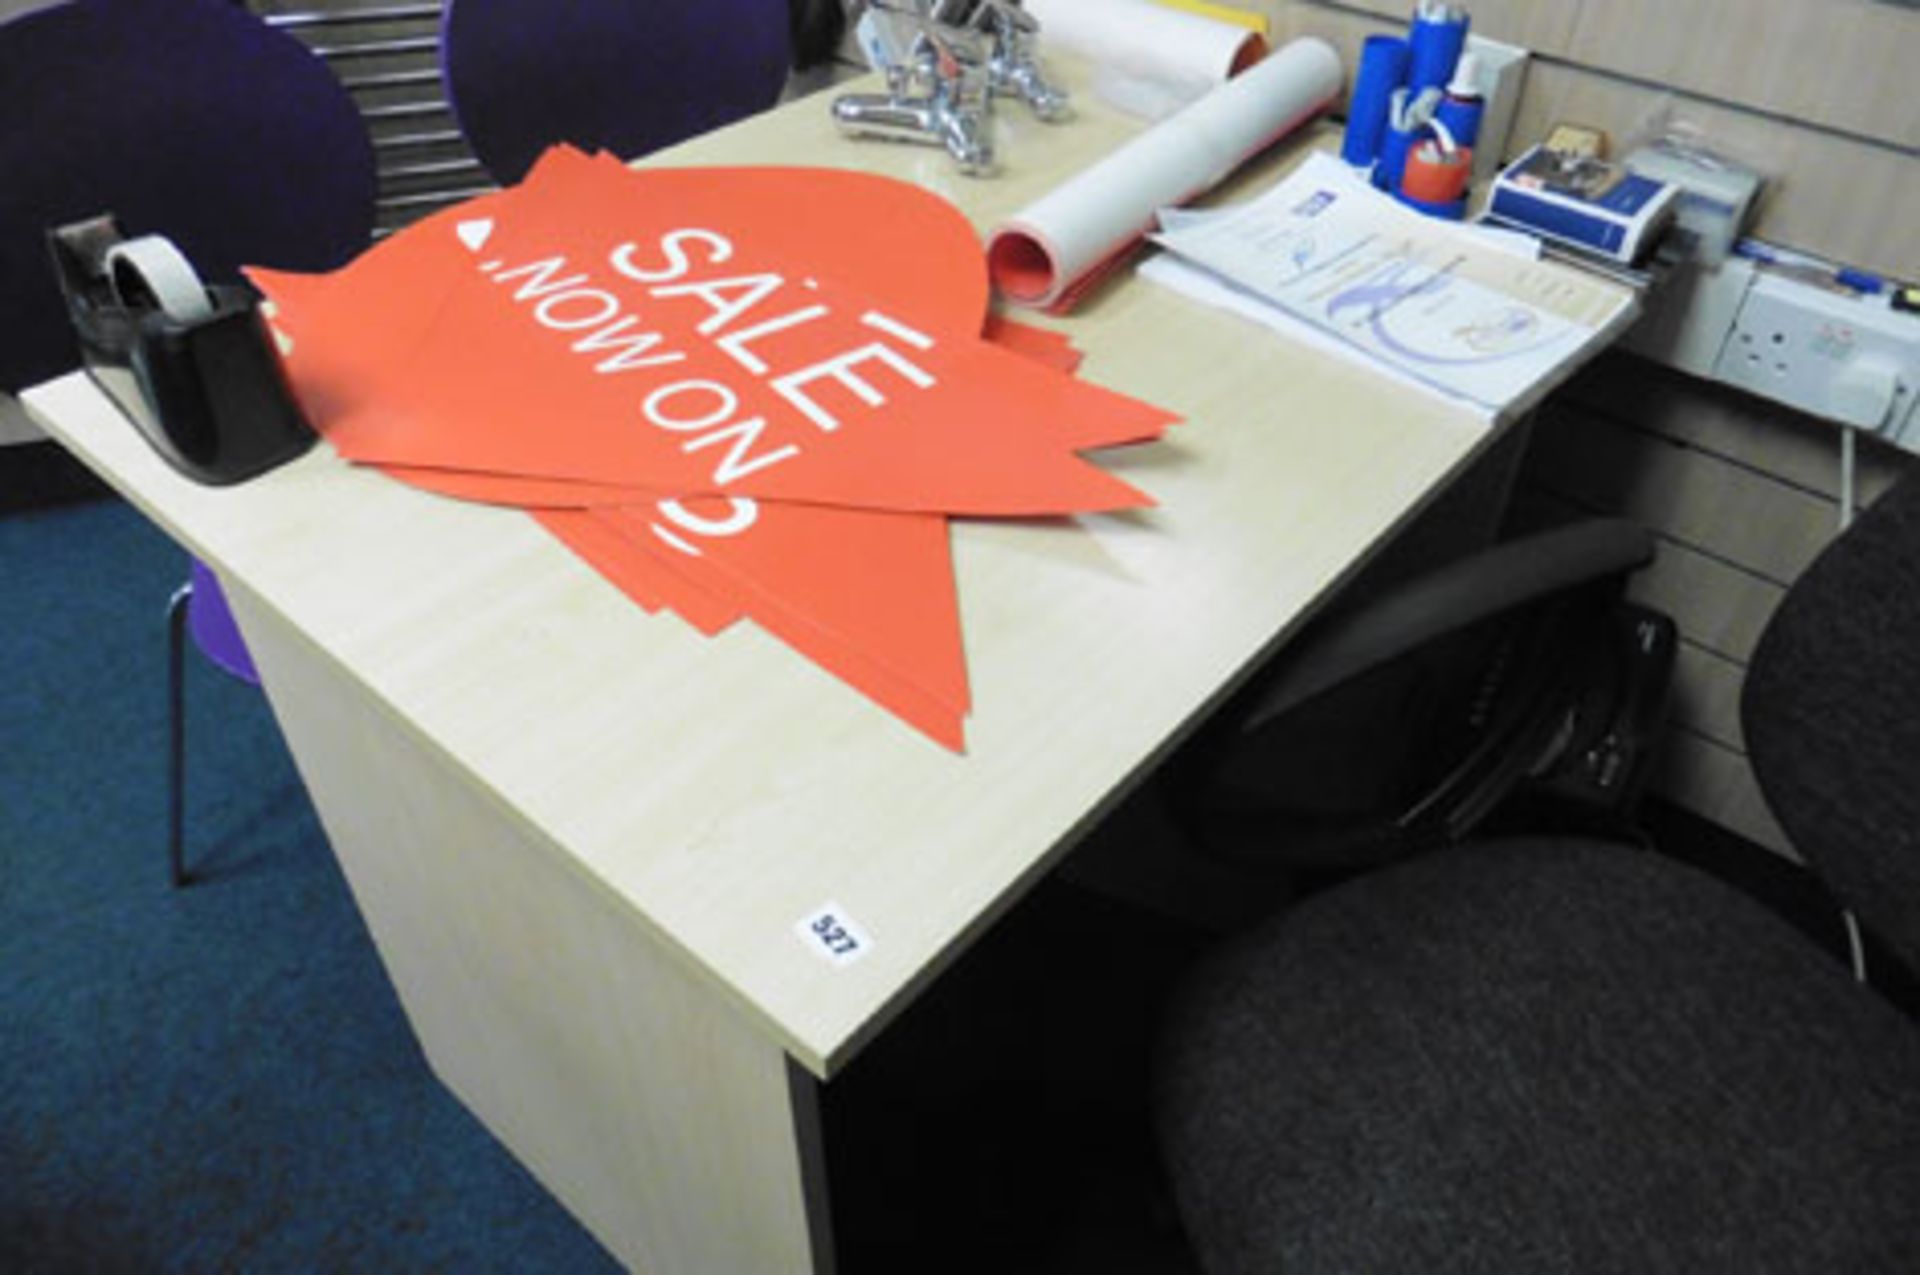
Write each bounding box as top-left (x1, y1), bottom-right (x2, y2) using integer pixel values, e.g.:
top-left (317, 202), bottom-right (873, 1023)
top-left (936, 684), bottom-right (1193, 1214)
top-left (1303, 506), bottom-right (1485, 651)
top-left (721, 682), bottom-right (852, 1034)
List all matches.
top-left (1710, 272), bottom-right (1920, 448)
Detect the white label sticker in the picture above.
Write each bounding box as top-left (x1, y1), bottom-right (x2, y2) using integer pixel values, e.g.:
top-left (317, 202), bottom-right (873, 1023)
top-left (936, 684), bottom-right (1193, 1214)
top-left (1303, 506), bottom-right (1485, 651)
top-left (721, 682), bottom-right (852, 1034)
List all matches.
top-left (795, 903), bottom-right (873, 968)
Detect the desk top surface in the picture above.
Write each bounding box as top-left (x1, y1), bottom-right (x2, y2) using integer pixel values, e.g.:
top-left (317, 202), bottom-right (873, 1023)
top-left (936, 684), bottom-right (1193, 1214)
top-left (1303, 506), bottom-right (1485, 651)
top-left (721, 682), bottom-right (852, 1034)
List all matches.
top-left (28, 63), bottom-right (1519, 1075)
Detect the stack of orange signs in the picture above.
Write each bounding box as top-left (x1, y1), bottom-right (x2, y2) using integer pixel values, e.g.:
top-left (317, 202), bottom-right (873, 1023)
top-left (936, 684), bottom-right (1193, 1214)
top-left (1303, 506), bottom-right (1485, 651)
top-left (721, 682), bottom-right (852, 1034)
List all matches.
top-left (249, 146), bottom-right (1177, 751)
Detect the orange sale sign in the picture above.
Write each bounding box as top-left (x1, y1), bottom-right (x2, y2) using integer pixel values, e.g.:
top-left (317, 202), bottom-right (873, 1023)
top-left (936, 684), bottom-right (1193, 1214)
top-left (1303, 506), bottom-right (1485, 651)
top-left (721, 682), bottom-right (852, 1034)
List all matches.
top-left (250, 146), bottom-right (1177, 750)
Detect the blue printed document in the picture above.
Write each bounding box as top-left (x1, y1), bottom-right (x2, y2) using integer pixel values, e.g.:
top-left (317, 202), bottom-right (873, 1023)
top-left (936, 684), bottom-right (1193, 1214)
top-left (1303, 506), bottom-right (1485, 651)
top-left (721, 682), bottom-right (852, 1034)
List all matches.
top-left (1146, 152), bottom-right (1637, 416)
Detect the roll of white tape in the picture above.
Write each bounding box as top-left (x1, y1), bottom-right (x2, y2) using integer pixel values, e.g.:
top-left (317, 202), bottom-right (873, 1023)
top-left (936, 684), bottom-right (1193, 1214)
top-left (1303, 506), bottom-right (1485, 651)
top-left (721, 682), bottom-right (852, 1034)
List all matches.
top-left (103, 235), bottom-right (215, 325)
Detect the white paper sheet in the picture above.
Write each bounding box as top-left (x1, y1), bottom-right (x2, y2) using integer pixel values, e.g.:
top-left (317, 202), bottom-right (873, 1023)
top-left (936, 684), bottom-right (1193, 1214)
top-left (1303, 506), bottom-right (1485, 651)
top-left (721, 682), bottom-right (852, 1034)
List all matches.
top-left (1138, 254), bottom-right (1497, 424)
top-left (1147, 152), bottom-right (1637, 413)
top-left (1025, 0), bottom-right (1267, 118)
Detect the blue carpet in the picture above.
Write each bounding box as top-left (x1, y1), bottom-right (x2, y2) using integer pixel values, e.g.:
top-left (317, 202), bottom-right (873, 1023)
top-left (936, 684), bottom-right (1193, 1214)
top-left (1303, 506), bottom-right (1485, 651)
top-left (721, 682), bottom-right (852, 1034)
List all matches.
top-left (0, 498), bottom-right (618, 1271)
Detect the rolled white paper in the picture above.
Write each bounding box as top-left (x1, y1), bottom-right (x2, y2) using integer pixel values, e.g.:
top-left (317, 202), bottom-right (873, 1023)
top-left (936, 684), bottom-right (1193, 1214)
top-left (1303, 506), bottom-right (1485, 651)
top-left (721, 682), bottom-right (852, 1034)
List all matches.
top-left (1025, 0), bottom-right (1268, 113)
top-left (988, 37), bottom-right (1343, 312)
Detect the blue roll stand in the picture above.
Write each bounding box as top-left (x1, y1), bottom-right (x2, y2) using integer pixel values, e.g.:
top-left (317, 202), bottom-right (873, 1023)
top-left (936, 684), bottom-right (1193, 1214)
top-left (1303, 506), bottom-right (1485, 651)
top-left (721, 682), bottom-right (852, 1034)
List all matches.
top-left (1395, 190), bottom-right (1467, 220)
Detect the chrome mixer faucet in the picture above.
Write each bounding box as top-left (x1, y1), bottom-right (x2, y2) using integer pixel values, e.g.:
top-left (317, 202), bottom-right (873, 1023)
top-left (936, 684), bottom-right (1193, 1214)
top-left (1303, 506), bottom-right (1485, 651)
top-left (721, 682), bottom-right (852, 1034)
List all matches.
top-left (971, 1), bottom-right (1071, 122)
top-left (833, 2), bottom-right (998, 174)
top-left (832, 1), bottom-right (1070, 175)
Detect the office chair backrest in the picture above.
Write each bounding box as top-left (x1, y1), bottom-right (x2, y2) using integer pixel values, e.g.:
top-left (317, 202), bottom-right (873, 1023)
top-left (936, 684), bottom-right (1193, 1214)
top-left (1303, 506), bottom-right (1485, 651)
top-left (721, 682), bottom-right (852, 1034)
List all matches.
top-left (440, 0), bottom-right (794, 184)
top-left (1171, 519), bottom-right (1674, 872)
top-left (1743, 469), bottom-right (1920, 976)
top-left (0, 0), bottom-right (375, 393)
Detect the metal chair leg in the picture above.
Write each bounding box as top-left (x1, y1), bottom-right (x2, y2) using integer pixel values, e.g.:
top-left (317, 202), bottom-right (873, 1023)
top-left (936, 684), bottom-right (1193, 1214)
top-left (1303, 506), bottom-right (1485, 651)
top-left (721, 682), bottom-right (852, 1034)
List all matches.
top-left (167, 582), bottom-right (193, 888)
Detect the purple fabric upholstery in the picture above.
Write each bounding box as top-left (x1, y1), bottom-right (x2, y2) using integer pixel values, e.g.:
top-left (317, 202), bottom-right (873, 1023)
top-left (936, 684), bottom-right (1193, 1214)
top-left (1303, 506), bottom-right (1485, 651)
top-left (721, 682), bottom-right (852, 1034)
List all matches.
top-left (0, 0), bottom-right (375, 392)
top-left (187, 559), bottom-right (259, 685)
top-left (441, 0), bottom-right (791, 184)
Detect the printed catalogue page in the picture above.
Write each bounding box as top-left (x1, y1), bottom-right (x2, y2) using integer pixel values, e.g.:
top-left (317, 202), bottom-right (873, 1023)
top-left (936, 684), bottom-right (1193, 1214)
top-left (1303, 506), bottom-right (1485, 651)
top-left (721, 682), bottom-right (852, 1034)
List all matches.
top-left (1147, 151), bottom-right (1636, 413)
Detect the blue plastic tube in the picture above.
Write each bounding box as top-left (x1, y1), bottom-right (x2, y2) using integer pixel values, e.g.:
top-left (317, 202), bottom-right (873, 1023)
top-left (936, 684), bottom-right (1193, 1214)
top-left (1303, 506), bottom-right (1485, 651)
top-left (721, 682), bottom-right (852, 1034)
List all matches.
top-left (1339, 34), bottom-right (1410, 167)
top-left (1373, 115), bottom-right (1419, 195)
top-left (1434, 91), bottom-right (1483, 151)
top-left (1407, 5), bottom-right (1469, 96)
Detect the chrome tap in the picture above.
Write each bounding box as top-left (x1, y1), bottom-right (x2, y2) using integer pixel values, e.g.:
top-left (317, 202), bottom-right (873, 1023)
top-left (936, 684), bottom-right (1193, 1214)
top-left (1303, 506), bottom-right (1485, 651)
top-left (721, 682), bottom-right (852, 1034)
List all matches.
top-left (970, 1), bottom-right (1071, 122)
top-left (833, 1), bottom-right (998, 174)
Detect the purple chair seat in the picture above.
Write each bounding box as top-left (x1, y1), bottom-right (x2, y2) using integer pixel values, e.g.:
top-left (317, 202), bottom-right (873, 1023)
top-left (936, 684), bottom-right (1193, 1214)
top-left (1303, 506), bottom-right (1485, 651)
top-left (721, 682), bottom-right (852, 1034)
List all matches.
top-left (168, 560), bottom-right (260, 887)
top-left (186, 559), bottom-right (259, 686)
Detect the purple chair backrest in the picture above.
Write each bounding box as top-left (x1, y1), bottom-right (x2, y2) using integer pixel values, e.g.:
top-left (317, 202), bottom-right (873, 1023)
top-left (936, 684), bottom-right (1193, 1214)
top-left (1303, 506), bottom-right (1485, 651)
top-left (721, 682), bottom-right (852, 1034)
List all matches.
top-left (3, 0), bottom-right (379, 679)
top-left (0, 0), bottom-right (377, 393)
top-left (441, 0), bottom-right (793, 184)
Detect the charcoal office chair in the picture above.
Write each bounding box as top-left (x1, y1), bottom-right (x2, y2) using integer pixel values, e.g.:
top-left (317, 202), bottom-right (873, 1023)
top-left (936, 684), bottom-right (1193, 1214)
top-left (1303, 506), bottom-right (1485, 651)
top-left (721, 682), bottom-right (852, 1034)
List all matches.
top-left (1156, 470), bottom-right (1920, 1273)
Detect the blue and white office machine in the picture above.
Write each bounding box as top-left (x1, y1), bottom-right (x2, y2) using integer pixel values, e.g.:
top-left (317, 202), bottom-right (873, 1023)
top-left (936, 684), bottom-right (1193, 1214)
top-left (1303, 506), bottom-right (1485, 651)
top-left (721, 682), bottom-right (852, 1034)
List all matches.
top-left (1486, 144), bottom-right (1678, 265)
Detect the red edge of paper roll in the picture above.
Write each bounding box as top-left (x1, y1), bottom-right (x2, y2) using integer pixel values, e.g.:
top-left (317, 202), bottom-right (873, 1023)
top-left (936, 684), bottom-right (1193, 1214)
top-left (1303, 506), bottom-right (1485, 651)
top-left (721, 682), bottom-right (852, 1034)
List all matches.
top-left (1229, 34), bottom-right (1270, 76)
top-left (987, 229), bottom-right (1056, 306)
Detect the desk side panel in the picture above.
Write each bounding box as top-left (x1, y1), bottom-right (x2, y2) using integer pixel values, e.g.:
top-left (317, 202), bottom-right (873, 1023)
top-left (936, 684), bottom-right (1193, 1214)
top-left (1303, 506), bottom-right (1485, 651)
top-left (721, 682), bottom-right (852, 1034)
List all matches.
top-left (221, 580), bottom-right (828, 1275)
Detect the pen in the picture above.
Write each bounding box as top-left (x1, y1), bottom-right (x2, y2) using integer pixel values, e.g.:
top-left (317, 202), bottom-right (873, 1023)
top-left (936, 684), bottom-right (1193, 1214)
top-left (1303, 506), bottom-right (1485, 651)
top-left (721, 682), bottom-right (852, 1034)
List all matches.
top-left (1733, 238), bottom-right (1885, 296)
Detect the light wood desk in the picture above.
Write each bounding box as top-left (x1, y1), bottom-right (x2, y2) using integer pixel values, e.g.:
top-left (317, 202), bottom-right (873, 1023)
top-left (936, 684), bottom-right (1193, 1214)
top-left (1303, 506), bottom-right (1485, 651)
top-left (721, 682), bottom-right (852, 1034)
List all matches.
top-left (26, 67), bottom-right (1544, 1273)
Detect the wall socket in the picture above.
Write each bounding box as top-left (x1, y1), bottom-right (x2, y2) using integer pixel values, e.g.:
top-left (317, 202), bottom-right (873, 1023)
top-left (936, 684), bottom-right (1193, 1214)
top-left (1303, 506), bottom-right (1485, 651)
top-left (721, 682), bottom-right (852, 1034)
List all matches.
top-left (1708, 272), bottom-right (1920, 448)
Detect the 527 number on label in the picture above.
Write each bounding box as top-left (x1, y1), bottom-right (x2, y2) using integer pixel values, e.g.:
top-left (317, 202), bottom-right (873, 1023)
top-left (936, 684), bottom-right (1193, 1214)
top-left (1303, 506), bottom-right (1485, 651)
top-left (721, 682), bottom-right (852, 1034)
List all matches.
top-left (795, 904), bottom-right (873, 968)
top-left (811, 915), bottom-right (860, 956)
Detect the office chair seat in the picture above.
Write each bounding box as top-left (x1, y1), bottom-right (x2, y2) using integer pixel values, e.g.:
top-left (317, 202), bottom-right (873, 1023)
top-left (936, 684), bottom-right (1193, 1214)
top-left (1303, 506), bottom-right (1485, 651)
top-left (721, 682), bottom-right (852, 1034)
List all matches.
top-left (180, 559), bottom-right (259, 685)
top-left (1156, 469), bottom-right (1920, 1271)
top-left (1157, 837), bottom-right (1920, 1274)
top-left (168, 561), bottom-right (263, 887)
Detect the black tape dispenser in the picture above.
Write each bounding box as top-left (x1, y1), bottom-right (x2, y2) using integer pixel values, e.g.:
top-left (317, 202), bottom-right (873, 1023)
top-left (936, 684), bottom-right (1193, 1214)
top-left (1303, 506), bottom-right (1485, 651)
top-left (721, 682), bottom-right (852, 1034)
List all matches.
top-left (49, 215), bottom-right (315, 485)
